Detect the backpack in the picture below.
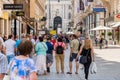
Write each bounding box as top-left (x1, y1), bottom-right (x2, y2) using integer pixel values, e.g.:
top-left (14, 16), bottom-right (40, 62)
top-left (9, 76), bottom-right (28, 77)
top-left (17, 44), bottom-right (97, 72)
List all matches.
top-left (56, 43), bottom-right (64, 54)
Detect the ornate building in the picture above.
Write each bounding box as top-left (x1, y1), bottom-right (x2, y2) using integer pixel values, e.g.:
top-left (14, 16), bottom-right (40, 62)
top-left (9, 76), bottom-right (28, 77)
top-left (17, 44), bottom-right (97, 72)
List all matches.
top-left (46, 0), bottom-right (72, 33)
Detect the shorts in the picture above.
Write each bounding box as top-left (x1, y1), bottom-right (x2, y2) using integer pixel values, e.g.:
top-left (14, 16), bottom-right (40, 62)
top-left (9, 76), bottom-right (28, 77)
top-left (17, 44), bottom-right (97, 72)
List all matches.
top-left (46, 54), bottom-right (53, 64)
top-left (69, 53), bottom-right (78, 62)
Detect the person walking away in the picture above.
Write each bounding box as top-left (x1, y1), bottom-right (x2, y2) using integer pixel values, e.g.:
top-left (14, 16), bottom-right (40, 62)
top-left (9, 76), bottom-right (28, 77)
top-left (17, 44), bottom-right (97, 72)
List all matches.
top-left (0, 40), bottom-right (8, 80)
top-left (51, 36), bottom-right (56, 47)
top-left (29, 34), bottom-right (36, 58)
top-left (35, 36), bottom-right (48, 75)
top-left (15, 34), bottom-right (27, 56)
top-left (99, 36), bottom-right (103, 49)
top-left (5, 34), bottom-right (16, 63)
top-left (8, 40), bottom-right (37, 80)
top-left (54, 37), bottom-right (66, 74)
top-left (67, 34), bottom-right (79, 74)
top-left (46, 37), bottom-right (54, 73)
top-left (76, 37), bottom-right (95, 80)
top-left (77, 30), bottom-right (84, 50)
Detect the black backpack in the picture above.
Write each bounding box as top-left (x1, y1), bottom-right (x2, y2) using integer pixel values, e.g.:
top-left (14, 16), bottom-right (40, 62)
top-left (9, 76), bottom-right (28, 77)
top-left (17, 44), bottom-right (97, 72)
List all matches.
top-left (56, 43), bottom-right (64, 54)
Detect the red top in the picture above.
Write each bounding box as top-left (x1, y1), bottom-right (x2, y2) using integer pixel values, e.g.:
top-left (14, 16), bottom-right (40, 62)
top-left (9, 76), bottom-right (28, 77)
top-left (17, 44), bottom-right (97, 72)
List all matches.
top-left (54, 42), bottom-right (66, 54)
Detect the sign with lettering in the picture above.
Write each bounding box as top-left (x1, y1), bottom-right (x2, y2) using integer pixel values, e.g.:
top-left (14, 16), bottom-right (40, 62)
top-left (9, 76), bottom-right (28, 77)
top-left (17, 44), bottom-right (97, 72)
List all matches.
top-left (93, 8), bottom-right (106, 12)
top-left (116, 14), bottom-right (120, 18)
top-left (3, 4), bottom-right (23, 10)
top-left (16, 11), bottom-right (24, 16)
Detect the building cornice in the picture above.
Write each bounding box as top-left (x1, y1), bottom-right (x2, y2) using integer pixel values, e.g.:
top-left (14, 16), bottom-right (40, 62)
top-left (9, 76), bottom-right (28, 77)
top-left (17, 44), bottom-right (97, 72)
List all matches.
top-left (35, 0), bottom-right (45, 12)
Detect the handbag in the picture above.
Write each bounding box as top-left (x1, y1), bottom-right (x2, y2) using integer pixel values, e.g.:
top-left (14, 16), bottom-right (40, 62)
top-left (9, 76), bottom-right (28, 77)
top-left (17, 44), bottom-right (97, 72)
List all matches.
top-left (79, 49), bottom-right (89, 64)
top-left (3, 60), bottom-right (13, 80)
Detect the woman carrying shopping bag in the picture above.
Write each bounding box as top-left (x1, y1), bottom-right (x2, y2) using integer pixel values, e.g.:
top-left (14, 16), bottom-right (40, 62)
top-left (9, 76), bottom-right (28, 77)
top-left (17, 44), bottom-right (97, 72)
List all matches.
top-left (76, 36), bottom-right (95, 80)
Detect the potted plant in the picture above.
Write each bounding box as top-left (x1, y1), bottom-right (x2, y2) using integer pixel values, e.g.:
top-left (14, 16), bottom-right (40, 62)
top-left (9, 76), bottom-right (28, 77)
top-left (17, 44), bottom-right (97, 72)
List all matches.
top-left (107, 32), bottom-right (112, 44)
top-left (107, 32), bottom-right (112, 36)
top-left (101, 32), bottom-right (105, 36)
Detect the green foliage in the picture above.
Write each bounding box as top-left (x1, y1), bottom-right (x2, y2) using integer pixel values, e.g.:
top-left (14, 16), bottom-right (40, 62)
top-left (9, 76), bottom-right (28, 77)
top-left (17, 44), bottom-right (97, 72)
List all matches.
top-left (109, 38), bottom-right (112, 40)
top-left (101, 32), bottom-right (105, 35)
top-left (107, 32), bottom-right (112, 36)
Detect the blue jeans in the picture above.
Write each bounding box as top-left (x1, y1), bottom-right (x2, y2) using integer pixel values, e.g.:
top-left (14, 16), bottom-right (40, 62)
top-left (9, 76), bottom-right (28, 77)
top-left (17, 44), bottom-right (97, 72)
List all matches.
top-left (7, 54), bottom-right (14, 64)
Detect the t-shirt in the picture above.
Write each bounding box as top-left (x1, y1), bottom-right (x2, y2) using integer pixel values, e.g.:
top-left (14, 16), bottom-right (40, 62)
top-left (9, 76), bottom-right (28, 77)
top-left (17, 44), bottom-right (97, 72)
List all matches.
top-left (5, 39), bottom-right (16, 55)
top-left (35, 42), bottom-right (48, 55)
top-left (9, 57), bottom-right (37, 80)
top-left (46, 42), bottom-right (53, 54)
top-left (71, 39), bottom-right (79, 53)
top-left (15, 39), bottom-right (21, 48)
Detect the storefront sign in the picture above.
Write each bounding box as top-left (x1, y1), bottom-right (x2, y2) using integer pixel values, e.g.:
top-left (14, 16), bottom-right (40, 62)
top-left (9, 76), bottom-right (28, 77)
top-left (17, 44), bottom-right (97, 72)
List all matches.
top-left (116, 14), bottom-right (120, 18)
top-left (3, 4), bottom-right (23, 10)
top-left (50, 30), bottom-right (56, 35)
top-left (93, 8), bottom-right (106, 12)
top-left (16, 11), bottom-right (24, 16)
top-left (115, 14), bottom-right (120, 22)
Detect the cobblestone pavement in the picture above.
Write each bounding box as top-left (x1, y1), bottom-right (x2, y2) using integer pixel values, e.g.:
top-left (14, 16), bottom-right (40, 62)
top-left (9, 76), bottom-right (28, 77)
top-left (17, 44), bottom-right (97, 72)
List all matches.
top-left (37, 46), bottom-right (120, 80)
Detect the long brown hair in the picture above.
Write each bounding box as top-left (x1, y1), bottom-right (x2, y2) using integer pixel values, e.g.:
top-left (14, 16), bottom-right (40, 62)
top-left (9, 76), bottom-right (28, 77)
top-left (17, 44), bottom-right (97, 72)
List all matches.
top-left (84, 38), bottom-right (92, 49)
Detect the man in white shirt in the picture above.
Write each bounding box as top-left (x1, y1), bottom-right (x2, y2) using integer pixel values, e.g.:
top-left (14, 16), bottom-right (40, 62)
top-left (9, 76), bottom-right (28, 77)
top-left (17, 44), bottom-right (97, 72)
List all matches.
top-left (29, 34), bottom-right (35, 58)
top-left (5, 34), bottom-right (16, 63)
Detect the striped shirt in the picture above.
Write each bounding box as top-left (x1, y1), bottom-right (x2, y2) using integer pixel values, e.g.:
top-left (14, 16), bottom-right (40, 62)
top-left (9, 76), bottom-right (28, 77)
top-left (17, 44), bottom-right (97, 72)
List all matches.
top-left (0, 52), bottom-right (8, 74)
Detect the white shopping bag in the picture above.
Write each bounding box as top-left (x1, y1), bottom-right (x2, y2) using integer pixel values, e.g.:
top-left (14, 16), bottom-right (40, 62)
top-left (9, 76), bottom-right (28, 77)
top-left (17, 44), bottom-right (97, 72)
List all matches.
top-left (90, 62), bottom-right (97, 74)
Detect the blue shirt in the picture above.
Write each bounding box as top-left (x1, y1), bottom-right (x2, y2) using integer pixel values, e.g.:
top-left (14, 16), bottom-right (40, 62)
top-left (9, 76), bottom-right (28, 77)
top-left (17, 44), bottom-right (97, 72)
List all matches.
top-left (46, 42), bottom-right (53, 54)
top-left (15, 39), bottom-right (21, 48)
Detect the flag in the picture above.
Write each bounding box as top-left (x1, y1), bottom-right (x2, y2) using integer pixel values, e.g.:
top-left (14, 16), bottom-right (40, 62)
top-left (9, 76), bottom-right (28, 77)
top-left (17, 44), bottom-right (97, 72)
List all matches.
top-left (79, 0), bottom-right (84, 10)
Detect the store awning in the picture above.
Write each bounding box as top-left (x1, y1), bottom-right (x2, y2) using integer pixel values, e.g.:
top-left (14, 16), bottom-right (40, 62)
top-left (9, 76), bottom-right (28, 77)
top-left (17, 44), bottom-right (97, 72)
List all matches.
top-left (27, 23), bottom-right (34, 30)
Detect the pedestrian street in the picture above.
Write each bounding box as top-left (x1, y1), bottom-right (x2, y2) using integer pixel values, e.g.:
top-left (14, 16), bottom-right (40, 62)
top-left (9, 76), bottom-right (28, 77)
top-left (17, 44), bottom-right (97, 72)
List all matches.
top-left (38, 46), bottom-right (120, 80)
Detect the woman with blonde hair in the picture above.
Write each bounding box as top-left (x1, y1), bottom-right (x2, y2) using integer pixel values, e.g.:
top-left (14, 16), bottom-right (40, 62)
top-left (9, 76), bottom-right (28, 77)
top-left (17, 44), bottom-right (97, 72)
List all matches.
top-left (76, 37), bottom-right (95, 80)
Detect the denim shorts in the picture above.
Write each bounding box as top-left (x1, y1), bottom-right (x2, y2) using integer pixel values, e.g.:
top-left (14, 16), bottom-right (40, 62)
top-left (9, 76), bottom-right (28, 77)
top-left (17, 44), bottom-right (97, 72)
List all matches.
top-left (69, 53), bottom-right (78, 62)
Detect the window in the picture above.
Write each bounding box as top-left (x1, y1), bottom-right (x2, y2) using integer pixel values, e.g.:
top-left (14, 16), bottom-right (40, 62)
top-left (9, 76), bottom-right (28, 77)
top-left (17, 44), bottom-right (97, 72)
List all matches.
top-left (68, 13), bottom-right (71, 19)
top-left (69, 5), bottom-right (71, 9)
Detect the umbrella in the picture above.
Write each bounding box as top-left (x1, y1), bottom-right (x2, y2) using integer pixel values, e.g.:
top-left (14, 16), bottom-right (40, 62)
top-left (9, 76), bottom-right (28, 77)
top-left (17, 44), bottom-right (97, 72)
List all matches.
top-left (90, 26), bottom-right (111, 31)
top-left (111, 22), bottom-right (120, 28)
top-left (66, 31), bottom-right (74, 34)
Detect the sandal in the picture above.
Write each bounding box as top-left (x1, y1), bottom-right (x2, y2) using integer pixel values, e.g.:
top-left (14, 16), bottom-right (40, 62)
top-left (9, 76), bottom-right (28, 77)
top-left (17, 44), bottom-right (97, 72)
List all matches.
top-left (66, 72), bottom-right (72, 74)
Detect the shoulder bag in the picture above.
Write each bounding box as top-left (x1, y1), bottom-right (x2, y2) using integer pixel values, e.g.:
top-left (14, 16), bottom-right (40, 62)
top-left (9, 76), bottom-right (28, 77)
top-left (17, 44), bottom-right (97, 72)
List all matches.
top-left (79, 49), bottom-right (89, 64)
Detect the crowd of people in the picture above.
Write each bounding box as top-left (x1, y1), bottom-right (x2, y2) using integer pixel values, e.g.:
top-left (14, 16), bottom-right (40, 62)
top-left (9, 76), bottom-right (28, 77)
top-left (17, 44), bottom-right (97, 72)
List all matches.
top-left (0, 31), bottom-right (95, 80)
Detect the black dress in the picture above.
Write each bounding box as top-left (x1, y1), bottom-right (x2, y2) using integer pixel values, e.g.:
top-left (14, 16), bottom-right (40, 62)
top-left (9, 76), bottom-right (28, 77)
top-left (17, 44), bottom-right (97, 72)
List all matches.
top-left (81, 48), bottom-right (92, 79)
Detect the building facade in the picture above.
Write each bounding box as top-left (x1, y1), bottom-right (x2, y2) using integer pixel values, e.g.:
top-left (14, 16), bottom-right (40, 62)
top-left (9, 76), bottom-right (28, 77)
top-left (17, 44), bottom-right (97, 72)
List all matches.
top-left (0, 0), bottom-right (46, 38)
top-left (46, 0), bottom-right (72, 33)
top-left (72, 0), bottom-right (120, 44)
top-left (0, 0), bottom-right (14, 37)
